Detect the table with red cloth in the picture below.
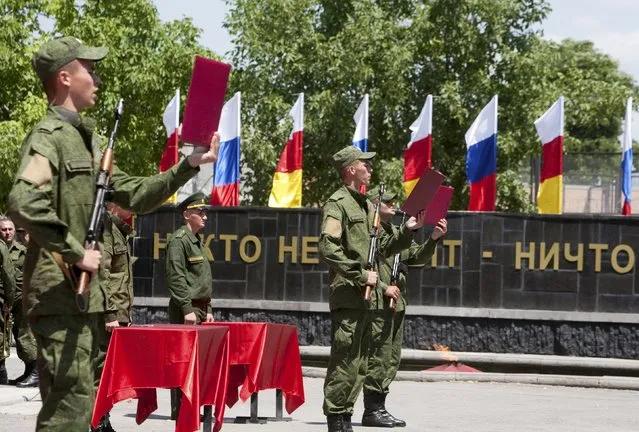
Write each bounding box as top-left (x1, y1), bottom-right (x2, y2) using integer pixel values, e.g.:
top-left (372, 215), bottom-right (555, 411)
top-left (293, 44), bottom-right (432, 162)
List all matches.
top-left (92, 324), bottom-right (230, 432)
top-left (203, 322), bottom-right (305, 420)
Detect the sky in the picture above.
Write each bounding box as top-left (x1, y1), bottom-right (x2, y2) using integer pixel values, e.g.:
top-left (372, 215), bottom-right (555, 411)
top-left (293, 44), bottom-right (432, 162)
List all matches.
top-left (152, 0), bottom-right (639, 139)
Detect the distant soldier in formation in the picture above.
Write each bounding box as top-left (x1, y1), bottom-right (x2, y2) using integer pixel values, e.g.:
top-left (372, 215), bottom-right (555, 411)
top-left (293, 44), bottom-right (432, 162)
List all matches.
top-left (0, 236), bottom-right (17, 385)
top-left (0, 215), bottom-right (38, 387)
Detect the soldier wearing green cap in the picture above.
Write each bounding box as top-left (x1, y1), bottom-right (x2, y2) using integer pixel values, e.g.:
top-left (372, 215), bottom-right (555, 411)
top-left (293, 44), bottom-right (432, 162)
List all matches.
top-left (319, 145), bottom-right (427, 432)
top-left (8, 36), bottom-right (221, 431)
top-left (166, 192), bottom-right (214, 420)
top-left (359, 187), bottom-right (448, 428)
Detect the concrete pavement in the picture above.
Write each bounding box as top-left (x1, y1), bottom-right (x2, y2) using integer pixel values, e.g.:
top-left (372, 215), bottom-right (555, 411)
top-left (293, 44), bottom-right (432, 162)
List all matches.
top-left (2, 348), bottom-right (639, 432)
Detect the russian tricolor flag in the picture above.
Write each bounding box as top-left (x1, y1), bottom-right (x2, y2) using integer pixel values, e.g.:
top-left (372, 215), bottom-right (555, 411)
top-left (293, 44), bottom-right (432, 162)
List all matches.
top-left (404, 95), bottom-right (433, 197)
top-left (160, 89), bottom-right (180, 203)
top-left (211, 92), bottom-right (241, 206)
top-left (465, 95), bottom-right (498, 211)
top-left (352, 94), bottom-right (369, 152)
top-left (535, 96), bottom-right (564, 214)
top-left (620, 97), bottom-right (633, 216)
top-left (268, 93), bottom-right (304, 207)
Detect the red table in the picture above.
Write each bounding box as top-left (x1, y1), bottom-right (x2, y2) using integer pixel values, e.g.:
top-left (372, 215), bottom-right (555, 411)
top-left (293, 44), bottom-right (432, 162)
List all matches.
top-left (92, 324), bottom-right (230, 432)
top-left (203, 322), bottom-right (305, 420)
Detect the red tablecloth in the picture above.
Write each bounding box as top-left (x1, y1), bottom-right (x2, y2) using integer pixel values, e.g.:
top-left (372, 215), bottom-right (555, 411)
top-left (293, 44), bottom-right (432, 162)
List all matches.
top-left (203, 322), bottom-right (305, 414)
top-left (92, 324), bottom-right (230, 432)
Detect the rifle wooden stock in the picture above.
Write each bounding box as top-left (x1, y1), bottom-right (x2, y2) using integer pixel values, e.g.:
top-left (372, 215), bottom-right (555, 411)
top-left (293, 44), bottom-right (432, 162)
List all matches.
top-left (389, 213), bottom-right (405, 310)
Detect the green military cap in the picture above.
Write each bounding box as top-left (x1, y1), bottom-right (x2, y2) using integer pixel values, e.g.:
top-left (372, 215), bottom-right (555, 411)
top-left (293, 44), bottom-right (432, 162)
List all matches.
top-left (178, 192), bottom-right (208, 212)
top-left (331, 146), bottom-right (376, 172)
top-left (366, 186), bottom-right (397, 203)
top-left (31, 36), bottom-right (109, 81)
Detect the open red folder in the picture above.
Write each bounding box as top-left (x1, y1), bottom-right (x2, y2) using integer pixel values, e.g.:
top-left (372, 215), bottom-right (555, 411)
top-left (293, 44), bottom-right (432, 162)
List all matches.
top-left (401, 168), bottom-right (445, 217)
top-left (181, 56), bottom-right (232, 147)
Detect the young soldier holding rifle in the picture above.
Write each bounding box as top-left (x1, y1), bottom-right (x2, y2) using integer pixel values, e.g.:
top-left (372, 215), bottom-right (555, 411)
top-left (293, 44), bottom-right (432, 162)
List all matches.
top-left (319, 146), bottom-right (426, 432)
top-left (8, 36), bottom-right (220, 431)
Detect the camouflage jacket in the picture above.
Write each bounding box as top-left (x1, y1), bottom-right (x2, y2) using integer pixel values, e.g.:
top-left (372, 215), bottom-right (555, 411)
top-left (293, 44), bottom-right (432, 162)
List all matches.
top-left (8, 241), bottom-right (26, 300)
top-left (102, 213), bottom-right (134, 324)
top-left (375, 222), bottom-right (439, 311)
top-left (8, 105), bottom-right (199, 316)
top-left (0, 240), bottom-right (17, 308)
top-left (319, 185), bottom-right (415, 311)
top-left (165, 225), bottom-right (213, 315)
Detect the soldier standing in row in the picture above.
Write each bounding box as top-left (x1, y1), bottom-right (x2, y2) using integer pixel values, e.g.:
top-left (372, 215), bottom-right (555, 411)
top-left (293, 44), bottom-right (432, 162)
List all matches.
top-left (319, 146), bottom-right (426, 432)
top-left (360, 188), bottom-right (447, 428)
top-left (166, 192), bottom-right (215, 420)
top-left (0, 238), bottom-right (17, 385)
top-left (93, 202), bottom-right (135, 432)
top-left (8, 36), bottom-right (220, 431)
top-left (0, 216), bottom-right (38, 387)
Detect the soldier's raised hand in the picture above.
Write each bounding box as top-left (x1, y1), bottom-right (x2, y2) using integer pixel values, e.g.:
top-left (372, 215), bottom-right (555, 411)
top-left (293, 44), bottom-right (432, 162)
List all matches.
top-left (188, 132), bottom-right (221, 167)
top-left (431, 219), bottom-right (447, 240)
top-left (404, 210), bottom-right (426, 230)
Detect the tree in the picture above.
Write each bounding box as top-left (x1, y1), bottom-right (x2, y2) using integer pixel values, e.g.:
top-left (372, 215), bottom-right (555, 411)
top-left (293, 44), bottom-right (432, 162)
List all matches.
top-left (0, 0), bottom-right (215, 209)
top-left (225, 0), bottom-right (638, 211)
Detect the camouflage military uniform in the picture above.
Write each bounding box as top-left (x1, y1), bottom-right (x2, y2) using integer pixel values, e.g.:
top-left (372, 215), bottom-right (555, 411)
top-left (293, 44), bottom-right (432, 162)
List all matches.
top-left (319, 149), bottom-right (415, 426)
top-left (8, 37), bottom-right (201, 430)
top-left (0, 239), bottom-right (17, 384)
top-left (363, 221), bottom-right (438, 426)
top-left (8, 239), bottom-right (38, 385)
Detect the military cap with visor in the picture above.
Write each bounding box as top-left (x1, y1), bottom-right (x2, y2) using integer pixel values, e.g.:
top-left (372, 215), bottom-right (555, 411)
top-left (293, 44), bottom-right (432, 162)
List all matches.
top-left (178, 192), bottom-right (209, 213)
top-left (331, 146), bottom-right (376, 172)
top-left (366, 186), bottom-right (397, 203)
top-left (31, 36), bottom-right (108, 82)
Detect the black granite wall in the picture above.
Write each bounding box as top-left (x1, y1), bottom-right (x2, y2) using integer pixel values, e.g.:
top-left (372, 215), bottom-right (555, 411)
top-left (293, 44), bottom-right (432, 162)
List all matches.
top-left (132, 207), bottom-right (639, 313)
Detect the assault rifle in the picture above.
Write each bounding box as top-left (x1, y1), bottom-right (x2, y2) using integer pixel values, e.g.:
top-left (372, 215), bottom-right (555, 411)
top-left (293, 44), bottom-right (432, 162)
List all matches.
top-left (389, 211), bottom-right (407, 310)
top-left (364, 183), bottom-right (385, 302)
top-left (75, 99), bottom-right (124, 312)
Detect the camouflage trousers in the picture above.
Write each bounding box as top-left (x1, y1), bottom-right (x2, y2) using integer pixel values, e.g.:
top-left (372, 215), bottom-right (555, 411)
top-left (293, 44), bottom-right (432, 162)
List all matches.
top-left (0, 300), bottom-right (9, 360)
top-left (31, 313), bottom-right (101, 432)
top-left (323, 308), bottom-right (372, 416)
top-left (364, 309), bottom-right (405, 394)
top-left (12, 298), bottom-right (37, 364)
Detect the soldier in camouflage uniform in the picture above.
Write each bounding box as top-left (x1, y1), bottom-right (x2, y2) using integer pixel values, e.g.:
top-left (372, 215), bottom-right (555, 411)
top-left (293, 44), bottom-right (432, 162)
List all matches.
top-left (360, 188), bottom-right (447, 428)
top-left (0, 238), bottom-right (17, 385)
top-left (319, 146), bottom-right (426, 432)
top-left (166, 192), bottom-right (214, 420)
top-left (93, 202), bottom-right (135, 432)
top-left (8, 36), bottom-right (220, 431)
top-left (0, 216), bottom-right (38, 387)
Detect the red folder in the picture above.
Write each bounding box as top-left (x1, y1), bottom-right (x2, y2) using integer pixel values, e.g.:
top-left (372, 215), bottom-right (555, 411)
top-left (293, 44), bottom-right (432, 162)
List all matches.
top-left (425, 185), bottom-right (454, 224)
top-left (181, 56), bottom-right (232, 147)
top-left (401, 168), bottom-right (446, 217)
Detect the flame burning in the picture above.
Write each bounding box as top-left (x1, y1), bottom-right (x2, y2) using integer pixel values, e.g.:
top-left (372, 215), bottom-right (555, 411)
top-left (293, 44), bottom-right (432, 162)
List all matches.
top-left (432, 344), bottom-right (458, 362)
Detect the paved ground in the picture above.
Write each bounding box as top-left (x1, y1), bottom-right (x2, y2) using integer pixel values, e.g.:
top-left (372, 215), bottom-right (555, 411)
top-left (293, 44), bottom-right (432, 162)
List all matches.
top-left (2, 348), bottom-right (639, 432)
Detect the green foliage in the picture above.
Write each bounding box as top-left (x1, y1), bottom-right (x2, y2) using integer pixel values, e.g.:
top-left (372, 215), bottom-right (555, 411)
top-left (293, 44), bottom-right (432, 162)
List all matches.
top-left (0, 0), bottom-right (214, 209)
top-left (226, 0), bottom-right (638, 211)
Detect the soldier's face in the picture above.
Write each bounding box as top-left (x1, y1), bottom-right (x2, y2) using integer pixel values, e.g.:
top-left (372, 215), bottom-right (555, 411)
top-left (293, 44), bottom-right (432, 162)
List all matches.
top-left (352, 160), bottom-right (372, 186)
top-left (66, 59), bottom-right (101, 110)
top-left (0, 221), bottom-right (15, 244)
top-left (186, 208), bottom-right (207, 233)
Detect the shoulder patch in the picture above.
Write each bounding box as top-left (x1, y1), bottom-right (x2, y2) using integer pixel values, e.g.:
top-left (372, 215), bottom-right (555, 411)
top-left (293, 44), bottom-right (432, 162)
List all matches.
top-left (36, 119), bottom-right (64, 135)
top-left (174, 230), bottom-right (186, 239)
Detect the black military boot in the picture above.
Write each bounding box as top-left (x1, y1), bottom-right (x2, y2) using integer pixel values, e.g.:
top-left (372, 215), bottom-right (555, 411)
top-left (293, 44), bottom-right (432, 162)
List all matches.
top-left (343, 413), bottom-right (354, 432)
top-left (362, 392), bottom-right (395, 428)
top-left (16, 362), bottom-right (38, 388)
top-left (378, 393), bottom-right (406, 427)
top-left (0, 359), bottom-right (8, 385)
top-left (327, 414), bottom-right (346, 432)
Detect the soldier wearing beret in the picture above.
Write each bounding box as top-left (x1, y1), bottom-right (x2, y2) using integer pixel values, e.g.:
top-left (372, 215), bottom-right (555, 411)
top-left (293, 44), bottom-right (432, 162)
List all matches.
top-left (166, 192), bottom-right (214, 420)
top-left (319, 146), bottom-right (426, 432)
top-left (0, 215), bottom-right (37, 388)
top-left (359, 187), bottom-right (447, 428)
top-left (7, 36), bottom-right (220, 431)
